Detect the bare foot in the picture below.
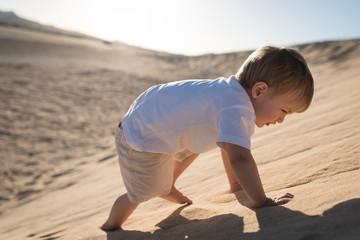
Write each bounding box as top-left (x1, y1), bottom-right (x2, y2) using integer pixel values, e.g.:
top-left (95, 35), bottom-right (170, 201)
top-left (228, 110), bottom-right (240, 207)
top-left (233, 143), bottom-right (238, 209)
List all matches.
top-left (160, 186), bottom-right (193, 204)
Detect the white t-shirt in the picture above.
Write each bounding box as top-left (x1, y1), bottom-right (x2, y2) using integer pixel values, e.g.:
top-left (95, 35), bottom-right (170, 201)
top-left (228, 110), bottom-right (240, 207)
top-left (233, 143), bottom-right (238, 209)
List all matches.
top-left (122, 75), bottom-right (255, 154)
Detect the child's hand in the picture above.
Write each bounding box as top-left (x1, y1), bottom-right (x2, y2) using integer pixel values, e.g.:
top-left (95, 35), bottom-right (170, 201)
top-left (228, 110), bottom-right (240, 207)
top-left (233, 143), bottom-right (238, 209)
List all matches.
top-left (264, 193), bottom-right (294, 207)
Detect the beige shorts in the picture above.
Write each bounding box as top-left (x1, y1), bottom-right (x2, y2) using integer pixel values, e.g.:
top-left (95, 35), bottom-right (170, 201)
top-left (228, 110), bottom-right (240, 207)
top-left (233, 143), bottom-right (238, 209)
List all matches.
top-left (115, 123), bottom-right (193, 203)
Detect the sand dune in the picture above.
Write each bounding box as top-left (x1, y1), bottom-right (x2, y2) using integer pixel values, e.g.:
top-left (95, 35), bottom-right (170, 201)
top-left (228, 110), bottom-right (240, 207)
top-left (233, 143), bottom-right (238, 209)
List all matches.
top-left (0, 25), bottom-right (359, 239)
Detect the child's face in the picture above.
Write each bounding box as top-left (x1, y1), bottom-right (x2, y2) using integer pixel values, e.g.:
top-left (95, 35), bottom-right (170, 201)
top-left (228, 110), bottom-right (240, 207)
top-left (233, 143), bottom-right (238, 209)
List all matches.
top-left (250, 83), bottom-right (300, 128)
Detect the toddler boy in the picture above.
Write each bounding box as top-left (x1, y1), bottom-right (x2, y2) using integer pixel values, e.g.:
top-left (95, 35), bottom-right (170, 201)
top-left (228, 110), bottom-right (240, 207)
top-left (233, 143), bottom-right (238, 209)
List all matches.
top-left (101, 46), bottom-right (314, 230)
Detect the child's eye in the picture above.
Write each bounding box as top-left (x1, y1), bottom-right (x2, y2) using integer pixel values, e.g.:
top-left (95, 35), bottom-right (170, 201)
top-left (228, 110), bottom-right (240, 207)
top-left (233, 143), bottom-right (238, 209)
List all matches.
top-left (281, 109), bottom-right (288, 114)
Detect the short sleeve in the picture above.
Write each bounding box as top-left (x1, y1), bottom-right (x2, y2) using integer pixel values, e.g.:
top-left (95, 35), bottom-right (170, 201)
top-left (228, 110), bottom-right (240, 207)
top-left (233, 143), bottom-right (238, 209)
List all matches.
top-left (215, 105), bottom-right (255, 150)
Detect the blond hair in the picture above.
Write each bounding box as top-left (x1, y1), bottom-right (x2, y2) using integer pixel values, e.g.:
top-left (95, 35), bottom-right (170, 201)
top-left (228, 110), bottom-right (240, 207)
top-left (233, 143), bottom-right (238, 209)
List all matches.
top-left (235, 46), bottom-right (314, 112)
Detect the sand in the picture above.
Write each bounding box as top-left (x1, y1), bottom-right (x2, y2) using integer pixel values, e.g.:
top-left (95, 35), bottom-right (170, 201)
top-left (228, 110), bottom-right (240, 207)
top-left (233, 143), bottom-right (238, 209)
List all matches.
top-left (0, 25), bottom-right (359, 240)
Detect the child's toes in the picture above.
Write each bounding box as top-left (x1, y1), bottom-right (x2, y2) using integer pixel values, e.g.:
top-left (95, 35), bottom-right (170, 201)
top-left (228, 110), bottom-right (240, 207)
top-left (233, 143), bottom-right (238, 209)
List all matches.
top-left (183, 195), bottom-right (193, 204)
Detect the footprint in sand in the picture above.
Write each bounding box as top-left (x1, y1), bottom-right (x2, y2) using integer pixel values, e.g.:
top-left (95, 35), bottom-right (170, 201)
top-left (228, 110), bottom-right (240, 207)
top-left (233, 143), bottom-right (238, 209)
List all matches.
top-left (156, 205), bottom-right (218, 230)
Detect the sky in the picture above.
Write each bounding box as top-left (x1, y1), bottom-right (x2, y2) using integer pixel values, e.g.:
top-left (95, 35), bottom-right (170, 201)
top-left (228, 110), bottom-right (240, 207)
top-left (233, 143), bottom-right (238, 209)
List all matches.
top-left (0, 0), bottom-right (359, 55)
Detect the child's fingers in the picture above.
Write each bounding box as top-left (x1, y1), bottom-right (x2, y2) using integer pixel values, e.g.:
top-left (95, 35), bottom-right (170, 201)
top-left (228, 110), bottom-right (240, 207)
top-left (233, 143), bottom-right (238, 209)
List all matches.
top-left (276, 199), bottom-right (290, 205)
top-left (272, 193), bottom-right (294, 205)
top-left (264, 193), bottom-right (294, 207)
top-left (280, 193), bottom-right (294, 198)
top-left (277, 193), bottom-right (294, 199)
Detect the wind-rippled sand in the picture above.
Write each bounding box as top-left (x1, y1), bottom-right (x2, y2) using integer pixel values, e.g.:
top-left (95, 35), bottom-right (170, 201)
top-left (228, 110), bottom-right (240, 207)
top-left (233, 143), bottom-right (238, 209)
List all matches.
top-left (0, 25), bottom-right (359, 240)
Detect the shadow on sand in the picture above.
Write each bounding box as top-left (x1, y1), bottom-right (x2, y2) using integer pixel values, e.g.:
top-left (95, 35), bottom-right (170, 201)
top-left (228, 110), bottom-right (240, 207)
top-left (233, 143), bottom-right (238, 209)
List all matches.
top-left (105, 197), bottom-right (360, 240)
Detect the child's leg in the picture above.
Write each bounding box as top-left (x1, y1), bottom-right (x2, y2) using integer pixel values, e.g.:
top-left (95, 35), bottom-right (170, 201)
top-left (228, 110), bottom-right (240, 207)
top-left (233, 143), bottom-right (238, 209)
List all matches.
top-left (101, 193), bottom-right (138, 231)
top-left (221, 148), bottom-right (242, 192)
top-left (160, 153), bottom-right (199, 204)
top-left (173, 153), bottom-right (199, 182)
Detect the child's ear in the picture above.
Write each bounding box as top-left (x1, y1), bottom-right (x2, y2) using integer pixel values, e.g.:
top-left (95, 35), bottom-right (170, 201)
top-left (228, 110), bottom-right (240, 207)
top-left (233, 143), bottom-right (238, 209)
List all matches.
top-left (251, 82), bottom-right (269, 99)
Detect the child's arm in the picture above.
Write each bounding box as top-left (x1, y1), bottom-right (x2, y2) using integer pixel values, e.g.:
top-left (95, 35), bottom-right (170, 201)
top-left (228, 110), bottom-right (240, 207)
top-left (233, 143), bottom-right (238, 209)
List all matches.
top-left (221, 148), bottom-right (242, 192)
top-left (220, 142), bottom-right (293, 207)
